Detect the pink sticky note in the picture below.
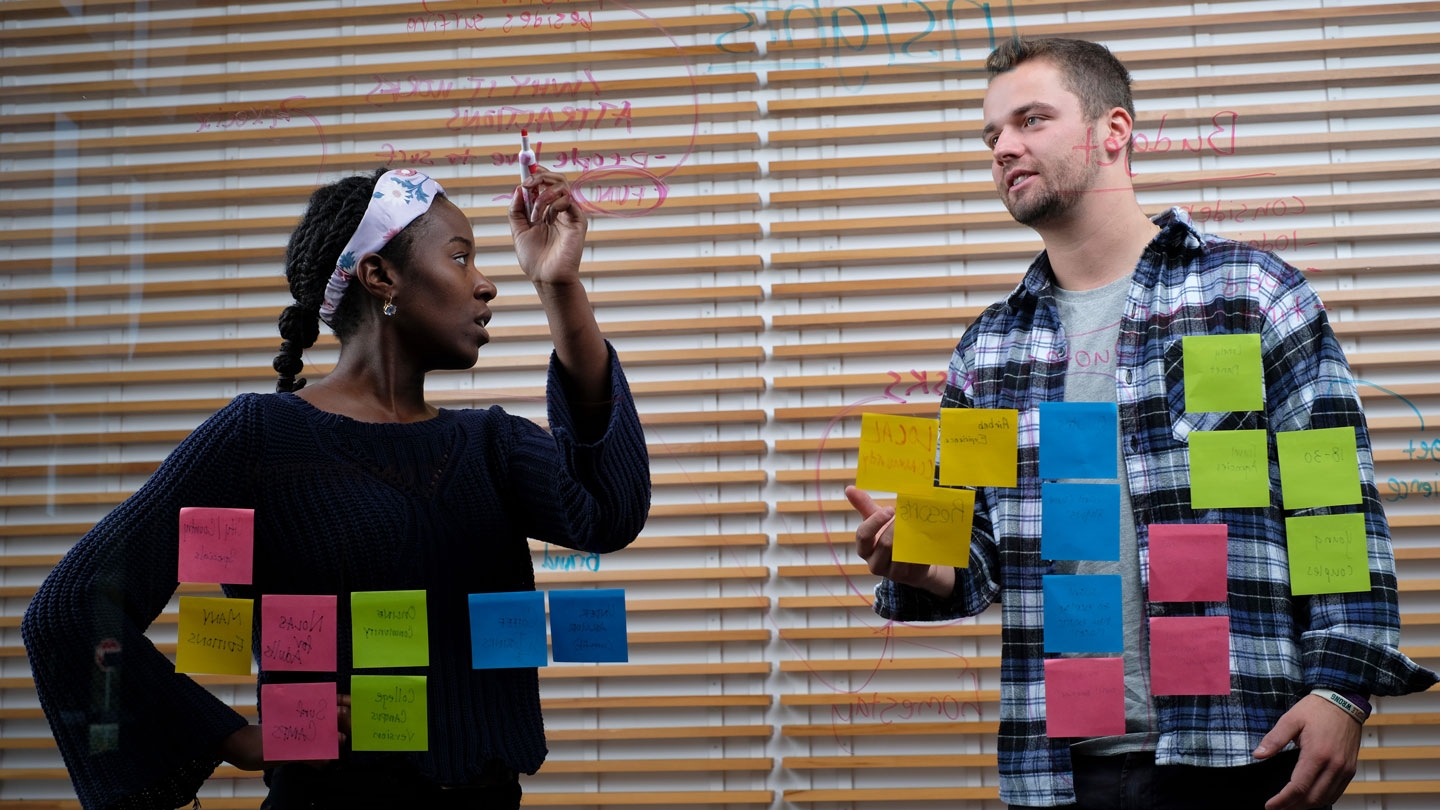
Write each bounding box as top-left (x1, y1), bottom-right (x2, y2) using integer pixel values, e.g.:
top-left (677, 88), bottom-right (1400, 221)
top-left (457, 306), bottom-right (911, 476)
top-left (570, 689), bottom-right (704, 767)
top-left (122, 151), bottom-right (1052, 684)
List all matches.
top-left (261, 595), bottom-right (338, 672)
top-left (177, 507), bottom-right (254, 585)
top-left (261, 682), bottom-right (339, 761)
top-left (1148, 524), bottom-right (1228, 603)
top-left (1044, 657), bottom-right (1126, 738)
top-left (1151, 616), bottom-right (1231, 696)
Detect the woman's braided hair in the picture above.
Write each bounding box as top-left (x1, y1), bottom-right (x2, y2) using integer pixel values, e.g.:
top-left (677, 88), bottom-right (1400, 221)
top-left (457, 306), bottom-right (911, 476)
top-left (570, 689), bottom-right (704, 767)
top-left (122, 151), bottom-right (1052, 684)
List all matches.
top-left (272, 168), bottom-right (425, 393)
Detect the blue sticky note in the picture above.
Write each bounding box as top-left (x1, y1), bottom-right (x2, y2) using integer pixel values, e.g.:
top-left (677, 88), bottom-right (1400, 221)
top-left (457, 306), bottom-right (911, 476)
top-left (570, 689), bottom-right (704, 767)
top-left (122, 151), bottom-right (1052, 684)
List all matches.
top-left (1038, 402), bottom-right (1118, 480)
top-left (1043, 575), bottom-right (1124, 653)
top-left (468, 591), bottom-right (547, 669)
top-left (549, 589), bottom-right (629, 663)
top-left (1042, 483), bottom-right (1121, 561)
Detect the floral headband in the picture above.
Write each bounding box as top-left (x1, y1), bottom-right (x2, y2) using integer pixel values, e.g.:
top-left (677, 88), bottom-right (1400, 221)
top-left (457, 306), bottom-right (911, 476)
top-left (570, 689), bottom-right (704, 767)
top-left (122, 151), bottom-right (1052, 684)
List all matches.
top-left (318, 168), bottom-right (446, 325)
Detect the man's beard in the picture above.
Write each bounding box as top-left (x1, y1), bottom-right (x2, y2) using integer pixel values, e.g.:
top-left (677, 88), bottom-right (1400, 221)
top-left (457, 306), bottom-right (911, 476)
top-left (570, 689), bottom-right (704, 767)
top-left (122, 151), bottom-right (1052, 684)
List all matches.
top-left (1002, 159), bottom-right (1099, 228)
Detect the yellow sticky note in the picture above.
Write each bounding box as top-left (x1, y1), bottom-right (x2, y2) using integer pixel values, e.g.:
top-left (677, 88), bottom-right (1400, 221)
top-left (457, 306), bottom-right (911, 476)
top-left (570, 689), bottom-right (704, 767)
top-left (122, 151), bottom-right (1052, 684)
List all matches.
top-left (1276, 427), bottom-right (1362, 509)
top-left (856, 413), bottom-right (938, 495)
top-left (1183, 334), bottom-right (1263, 413)
top-left (1189, 430), bottom-right (1271, 509)
top-left (1285, 513), bottom-right (1370, 595)
top-left (939, 408), bottom-right (1019, 488)
top-left (176, 596), bottom-right (253, 676)
top-left (893, 487), bottom-right (975, 568)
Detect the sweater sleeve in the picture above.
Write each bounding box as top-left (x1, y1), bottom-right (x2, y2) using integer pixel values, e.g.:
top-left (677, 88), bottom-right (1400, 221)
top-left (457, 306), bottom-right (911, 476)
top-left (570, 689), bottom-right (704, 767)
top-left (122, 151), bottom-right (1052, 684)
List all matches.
top-left (1257, 257), bottom-right (1438, 697)
top-left (22, 397), bottom-right (260, 810)
top-left (508, 341), bottom-right (651, 554)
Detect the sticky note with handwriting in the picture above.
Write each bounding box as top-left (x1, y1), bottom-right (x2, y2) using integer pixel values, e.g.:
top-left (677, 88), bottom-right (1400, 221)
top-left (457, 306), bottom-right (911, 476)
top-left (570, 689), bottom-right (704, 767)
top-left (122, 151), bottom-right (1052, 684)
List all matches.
top-left (1148, 524), bottom-right (1228, 602)
top-left (1183, 334), bottom-right (1263, 413)
top-left (261, 682), bottom-right (339, 761)
top-left (1038, 402), bottom-right (1117, 480)
top-left (1276, 427), bottom-right (1362, 509)
top-left (175, 596), bottom-right (253, 675)
top-left (1043, 575), bottom-right (1123, 654)
top-left (1285, 513), bottom-right (1370, 595)
top-left (1044, 657), bottom-right (1126, 738)
top-left (549, 589), bottom-right (628, 663)
top-left (938, 408), bottom-right (1019, 487)
top-left (351, 590), bottom-right (428, 669)
top-left (893, 486), bottom-right (975, 569)
top-left (855, 413), bottom-right (938, 495)
top-left (177, 507), bottom-right (254, 585)
top-left (351, 675), bottom-right (427, 751)
top-left (1150, 616), bottom-right (1231, 695)
top-left (1188, 430), bottom-right (1270, 509)
top-left (1041, 482), bottom-right (1120, 561)
top-left (468, 591), bottom-right (548, 669)
top-left (261, 594), bottom-right (337, 672)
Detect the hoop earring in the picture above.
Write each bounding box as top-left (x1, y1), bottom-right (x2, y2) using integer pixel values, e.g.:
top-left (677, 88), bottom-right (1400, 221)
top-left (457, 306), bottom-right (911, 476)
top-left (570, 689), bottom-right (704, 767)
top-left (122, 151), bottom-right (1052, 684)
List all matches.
top-left (383, 297), bottom-right (397, 317)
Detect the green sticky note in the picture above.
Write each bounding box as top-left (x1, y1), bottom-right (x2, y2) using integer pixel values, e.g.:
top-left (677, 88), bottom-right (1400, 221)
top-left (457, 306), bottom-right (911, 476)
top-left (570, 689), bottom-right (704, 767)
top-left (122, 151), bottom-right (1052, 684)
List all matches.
top-left (1183, 334), bottom-right (1263, 413)
top-left (1285, 513), bottom-right (1370, 595)
top-left (351, 675), bottom-right (428, 751)
top-left (351, 590), bottom-right (428, 669)
top-left (1276, 427), bottom-right (1362, 509)
top-left (1189, 430), bottom-right (1270, 509)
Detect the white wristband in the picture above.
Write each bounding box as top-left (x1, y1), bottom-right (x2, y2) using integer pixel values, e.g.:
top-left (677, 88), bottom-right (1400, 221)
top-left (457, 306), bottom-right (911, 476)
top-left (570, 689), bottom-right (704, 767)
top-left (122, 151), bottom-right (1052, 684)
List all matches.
top-left (1310, 688), bottom-right (1367, 725)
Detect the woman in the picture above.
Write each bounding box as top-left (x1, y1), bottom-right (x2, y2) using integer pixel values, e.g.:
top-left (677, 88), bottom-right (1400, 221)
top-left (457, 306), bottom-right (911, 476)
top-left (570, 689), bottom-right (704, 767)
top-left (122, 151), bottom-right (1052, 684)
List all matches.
top-left (23, 167), bottom-right (651, 809)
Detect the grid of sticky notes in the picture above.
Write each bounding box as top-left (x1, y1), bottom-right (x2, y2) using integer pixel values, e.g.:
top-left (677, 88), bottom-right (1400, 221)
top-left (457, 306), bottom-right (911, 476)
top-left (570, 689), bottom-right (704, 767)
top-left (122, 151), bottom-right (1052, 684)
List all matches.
top-left (853, 337), bottom-right (1377, 737)
top-left (1038, 402), bottom-right (1123, 659)
top-left (1181, 334), bottom-right (1369, 596)
top-left (173, 508), bottom-right (629, 759)
top-left (1041, 461), bottom-right (1235, 735)
top-left (1147, 524), bottom-right (1232, 697)
top-left (1034, 403), bottom-right (1128, 738)
top-left (1035, 404), bottom-right (1123, 582)
top-left (856, 410), bottom-right (1020, 568)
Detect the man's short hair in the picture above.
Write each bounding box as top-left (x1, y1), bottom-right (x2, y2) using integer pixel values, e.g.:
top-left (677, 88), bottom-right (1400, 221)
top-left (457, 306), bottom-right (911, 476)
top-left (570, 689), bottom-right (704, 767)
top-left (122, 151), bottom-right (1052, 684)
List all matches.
top-left (986, 37), bottom-right (1135, 124)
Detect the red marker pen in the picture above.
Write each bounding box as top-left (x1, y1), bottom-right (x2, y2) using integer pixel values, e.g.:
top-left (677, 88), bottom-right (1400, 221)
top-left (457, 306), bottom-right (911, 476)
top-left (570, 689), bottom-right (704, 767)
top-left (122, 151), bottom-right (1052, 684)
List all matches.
top-left (518, 129), bottom-right (537, 220)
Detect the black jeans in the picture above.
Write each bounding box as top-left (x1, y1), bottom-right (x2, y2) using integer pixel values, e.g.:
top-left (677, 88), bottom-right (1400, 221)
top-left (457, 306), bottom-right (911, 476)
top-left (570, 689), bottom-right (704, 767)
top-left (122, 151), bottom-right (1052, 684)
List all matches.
top-left (261, 759), bottom-right (521, 810)
top-left (1010, 749), bottom-right (1329, 810)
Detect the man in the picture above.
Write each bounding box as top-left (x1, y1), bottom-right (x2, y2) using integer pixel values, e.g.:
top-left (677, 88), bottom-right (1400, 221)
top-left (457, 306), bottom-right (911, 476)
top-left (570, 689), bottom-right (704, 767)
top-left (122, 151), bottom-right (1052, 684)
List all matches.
top-left (847, 37), bottom-right (1436, 810)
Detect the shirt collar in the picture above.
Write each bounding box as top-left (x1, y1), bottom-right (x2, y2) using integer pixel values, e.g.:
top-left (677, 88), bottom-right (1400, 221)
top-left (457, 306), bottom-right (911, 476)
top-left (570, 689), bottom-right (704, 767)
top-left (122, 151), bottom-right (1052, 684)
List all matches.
top-left (1003, 206), bottom-right (1205, 311)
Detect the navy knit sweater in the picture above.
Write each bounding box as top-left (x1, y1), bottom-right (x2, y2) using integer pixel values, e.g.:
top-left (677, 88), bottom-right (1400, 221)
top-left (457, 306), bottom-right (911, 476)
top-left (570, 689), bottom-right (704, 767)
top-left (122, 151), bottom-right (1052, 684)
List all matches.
top-left (23, 348), bottom-right (651, 810)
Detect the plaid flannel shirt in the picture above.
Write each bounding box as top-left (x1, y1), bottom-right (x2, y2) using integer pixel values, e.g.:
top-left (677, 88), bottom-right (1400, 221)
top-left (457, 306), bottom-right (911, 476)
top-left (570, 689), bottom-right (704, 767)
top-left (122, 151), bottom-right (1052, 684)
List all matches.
top-left (874, 207), bottom-right (1437, 807)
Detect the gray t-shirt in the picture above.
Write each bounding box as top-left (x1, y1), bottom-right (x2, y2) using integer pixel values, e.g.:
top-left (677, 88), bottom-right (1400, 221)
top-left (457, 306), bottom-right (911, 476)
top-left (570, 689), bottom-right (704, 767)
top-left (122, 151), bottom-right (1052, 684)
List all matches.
top-left (1050, 273), bottom-right (1157, 755)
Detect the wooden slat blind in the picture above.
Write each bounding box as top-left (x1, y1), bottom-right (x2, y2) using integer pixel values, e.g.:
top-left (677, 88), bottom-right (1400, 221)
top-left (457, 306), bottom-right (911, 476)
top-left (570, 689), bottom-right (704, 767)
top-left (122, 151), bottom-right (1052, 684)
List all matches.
top-left (3, 0), bottom-right (1438, 806)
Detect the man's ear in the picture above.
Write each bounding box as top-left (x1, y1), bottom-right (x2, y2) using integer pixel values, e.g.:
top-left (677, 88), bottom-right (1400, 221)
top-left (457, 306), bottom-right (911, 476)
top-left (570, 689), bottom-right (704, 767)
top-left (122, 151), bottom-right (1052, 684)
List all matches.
top-left (1102, 105), bottom-right (1135, 162)
top-left (354, 251), bottom-right (399, 307)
